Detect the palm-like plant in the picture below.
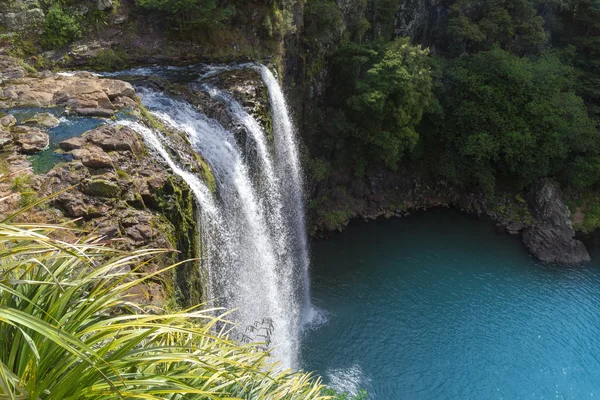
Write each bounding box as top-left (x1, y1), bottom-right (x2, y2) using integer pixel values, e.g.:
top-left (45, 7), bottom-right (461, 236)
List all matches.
top-left (0, 195), bottom-right (328, 399)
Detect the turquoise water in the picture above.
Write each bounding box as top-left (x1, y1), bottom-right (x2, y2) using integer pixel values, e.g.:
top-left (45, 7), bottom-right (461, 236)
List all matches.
top-left (301, 210), bottom-right (600, 399)
top-left (2, 108), bottom-right (135, 173)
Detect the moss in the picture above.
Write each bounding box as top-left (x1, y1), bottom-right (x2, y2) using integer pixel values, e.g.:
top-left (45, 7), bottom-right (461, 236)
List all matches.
top-left (19, 190), bottom-right (38, 207)
top-left (193, 153), bottom-right (216, 193)
top-left (153, 175), bottom-right (203, 307)
top-left (84, 179), bottom-right (121, 198)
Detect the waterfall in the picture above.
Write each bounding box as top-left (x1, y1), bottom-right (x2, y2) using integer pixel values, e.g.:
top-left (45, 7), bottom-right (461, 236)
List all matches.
top-left (133, 77), bottom-right (310, 367)
top-left (258, 66), bottom-right (312, 319)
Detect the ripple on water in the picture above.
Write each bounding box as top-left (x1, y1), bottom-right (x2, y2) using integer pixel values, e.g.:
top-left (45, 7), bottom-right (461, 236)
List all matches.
top-left (301, 210), bottom-right (600, 399)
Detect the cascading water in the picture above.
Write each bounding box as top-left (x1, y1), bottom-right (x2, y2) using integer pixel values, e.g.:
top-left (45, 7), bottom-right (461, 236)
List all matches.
top-left (132, 73), bottom-right (310, 367)
top-left (258, 66), bottom-right (312, 320)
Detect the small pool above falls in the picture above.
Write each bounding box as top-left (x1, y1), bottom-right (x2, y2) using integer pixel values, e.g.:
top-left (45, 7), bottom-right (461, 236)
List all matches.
top-left (301, 210), bottom-right (600, 399)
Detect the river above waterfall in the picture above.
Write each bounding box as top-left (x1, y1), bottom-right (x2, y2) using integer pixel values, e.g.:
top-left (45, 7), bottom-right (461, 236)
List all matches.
top-left (301, 210), bottom-right (600, 399)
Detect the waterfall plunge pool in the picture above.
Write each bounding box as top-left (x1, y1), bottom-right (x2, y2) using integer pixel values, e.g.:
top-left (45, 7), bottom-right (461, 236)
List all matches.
top-left (301, 209), bottom-right (600, 399)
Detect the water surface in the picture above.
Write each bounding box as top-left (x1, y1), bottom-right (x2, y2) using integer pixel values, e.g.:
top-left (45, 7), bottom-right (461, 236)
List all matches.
top-left (301, 210), bottom-right (600, 399)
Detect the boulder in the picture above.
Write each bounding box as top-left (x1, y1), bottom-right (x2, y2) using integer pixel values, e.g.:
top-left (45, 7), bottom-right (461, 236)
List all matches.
top-left (81, 148), bottom-right (113, 169)
top-left (83, 179), bottom-right (120, 198)
top-left (59, 136), bottom-right (88, 150)
top-left (13, 126), bottom-right (49, 153)
top-left (0, 114), bottom-right (16, 128)
top-left (23, 112), bottom-right (60, 128)
top-left (84, 125), bottom-right (139, 152)
top-left (522, 178), bottom-right (590, 264)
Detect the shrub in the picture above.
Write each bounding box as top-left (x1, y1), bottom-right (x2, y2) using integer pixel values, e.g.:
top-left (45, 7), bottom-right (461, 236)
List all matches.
top-left (41, 4), bottom-right (82, 50)
top-left (0, 205), bottom-right (329, 398)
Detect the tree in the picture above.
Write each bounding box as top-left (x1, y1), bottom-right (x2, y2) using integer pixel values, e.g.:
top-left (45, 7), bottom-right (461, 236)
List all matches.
top-left (446, 0), bottom-right (547, 55)
top-left (326, 38), bottom-right (434, 172)
top-left (434, 47), bottom-right (598, 193)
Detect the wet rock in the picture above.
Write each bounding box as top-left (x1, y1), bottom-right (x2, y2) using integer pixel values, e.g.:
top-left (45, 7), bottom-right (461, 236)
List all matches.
top-left (59, 136), bottom-right (88, 150)
top-left (13, 126), bottom-right (49, 153)
top-left (506, 221), bottom-right (525, 235)
top-left (23, 112), bottom-right (60, 128)
top-left (522, 179), bottom-right (590, 264)
top-left (83, 179), bottom-right (120, 198)
top-left (74, 108), bottom-right (115, 118)
top-left (0, 114), bottom-right (16, 128)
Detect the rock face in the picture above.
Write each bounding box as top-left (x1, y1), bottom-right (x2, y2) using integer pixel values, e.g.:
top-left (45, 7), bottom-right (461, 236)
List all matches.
top-left (0, 1), bottom-right (44, 33)
top-left (521, 179), bottom-right (590, 264)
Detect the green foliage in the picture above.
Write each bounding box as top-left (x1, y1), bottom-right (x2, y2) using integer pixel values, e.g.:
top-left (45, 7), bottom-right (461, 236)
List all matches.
top-left (0, 218), bottom-right (330, 399)
top-left (90, 48), bottom-right (127, 71)
top-left (446, 0), bottom-right (546, 55)
top-left (309, 157), bottom-right (331, 182)
top-left (434, 47), bottom-right (598, 194)
top-left (325, 38), bottom-right (433, 171)
top-left (135, 0), bottom-right (235, 34)
top-left (40, 4), bottom-right (82, 50)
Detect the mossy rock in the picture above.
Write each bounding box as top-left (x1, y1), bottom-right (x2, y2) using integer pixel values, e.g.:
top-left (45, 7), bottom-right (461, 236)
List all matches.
top-left (22, 112), bottom-right (60, 128)
top-left (84, 179), bottom-right (120, 198)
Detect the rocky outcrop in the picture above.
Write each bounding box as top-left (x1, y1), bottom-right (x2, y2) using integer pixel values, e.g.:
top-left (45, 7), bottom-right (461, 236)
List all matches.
top-left (0, 0), bottom-right (44, 33)
top-left (309, 167), bottom-right (594, 265)
top-left (23, 112), bottom-right (60, 128)
top-left (522, 179), bottom-right (590, 264)
top-left (12, 125), bottom-right (49, 153)
top-left (1, 71), bottom-right (136, 111)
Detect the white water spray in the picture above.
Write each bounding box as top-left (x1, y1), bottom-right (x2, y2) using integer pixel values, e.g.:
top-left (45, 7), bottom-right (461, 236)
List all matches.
top-left (136, 84), bottom-right (306, 367)
top-left (258, 66), bottom-right (312, 320)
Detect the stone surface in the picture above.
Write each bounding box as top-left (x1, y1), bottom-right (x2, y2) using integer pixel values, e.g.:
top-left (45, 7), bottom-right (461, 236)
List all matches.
top-left (0, 57), bottom-right (26, 84)
top-left (97, 0), bottom-right (113, 11)
top-left (1, 72), bottom-right (136, 109)
top-left (13, 126), bottom-right (49, 153)
top-left (0, 114), bottom-right (17, 128)
top-left (84, 125), bottom-right (140, 152)
top-left (83, 179), bottom-right (120, 198)
top-left (59, 136), bottom-right (87, 150)
top-left (23, 112), bottom-right (60, 128)
top-left (0, 129), bottom-right (13, 149)
top-left (522, 179), bottom-right (590, 264)
top-left (81, 147), bottom-right (113, 169)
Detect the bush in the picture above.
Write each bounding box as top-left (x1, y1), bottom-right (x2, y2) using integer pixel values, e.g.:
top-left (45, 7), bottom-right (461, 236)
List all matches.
top-left (41, 4), bottom-right (82, 50)
top-left (0, 199), bottom-right (329, 398)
